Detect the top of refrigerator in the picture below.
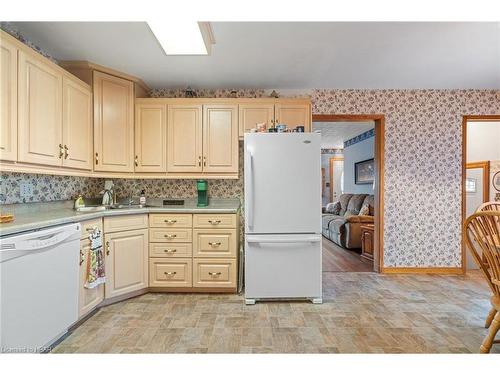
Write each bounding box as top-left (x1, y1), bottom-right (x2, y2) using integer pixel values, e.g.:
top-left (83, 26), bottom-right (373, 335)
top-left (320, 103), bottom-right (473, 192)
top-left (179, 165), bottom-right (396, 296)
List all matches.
top-left (244, 133), bottom-right (322, 235)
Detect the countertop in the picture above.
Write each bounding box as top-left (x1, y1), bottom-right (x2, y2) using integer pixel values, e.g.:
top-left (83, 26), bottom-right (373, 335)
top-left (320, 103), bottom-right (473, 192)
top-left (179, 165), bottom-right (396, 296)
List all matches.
top-left (0, 198), bottom-right (241, 237)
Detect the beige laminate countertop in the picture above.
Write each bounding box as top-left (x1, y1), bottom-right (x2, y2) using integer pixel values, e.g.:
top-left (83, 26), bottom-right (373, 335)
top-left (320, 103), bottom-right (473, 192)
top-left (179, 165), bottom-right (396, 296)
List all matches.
top-left (0, 198), bottom-right (241, 237)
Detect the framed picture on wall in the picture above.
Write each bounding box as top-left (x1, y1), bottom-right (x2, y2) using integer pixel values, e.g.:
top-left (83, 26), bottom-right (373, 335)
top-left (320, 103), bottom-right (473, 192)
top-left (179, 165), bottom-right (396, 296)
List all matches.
top-left (355, 158), bottom-right (375, 185)
top-left (493, 171), bottom-right (500, 192)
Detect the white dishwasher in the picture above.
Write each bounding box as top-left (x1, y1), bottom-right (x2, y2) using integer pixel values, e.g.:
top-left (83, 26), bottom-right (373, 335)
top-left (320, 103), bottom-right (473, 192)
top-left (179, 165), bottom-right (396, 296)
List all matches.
top-left (0, 223), bottom-right (80, 352)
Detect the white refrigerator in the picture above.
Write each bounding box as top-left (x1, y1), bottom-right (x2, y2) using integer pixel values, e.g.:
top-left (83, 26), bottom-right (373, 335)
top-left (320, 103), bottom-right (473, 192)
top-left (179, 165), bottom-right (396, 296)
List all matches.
top-left (244, 133), bottom-right (322, 304)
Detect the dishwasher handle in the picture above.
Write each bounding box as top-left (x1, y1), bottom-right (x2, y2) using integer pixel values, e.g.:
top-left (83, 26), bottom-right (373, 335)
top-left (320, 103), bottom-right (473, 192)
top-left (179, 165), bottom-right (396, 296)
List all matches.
top-left (0, 223), bottom-right (80, 262)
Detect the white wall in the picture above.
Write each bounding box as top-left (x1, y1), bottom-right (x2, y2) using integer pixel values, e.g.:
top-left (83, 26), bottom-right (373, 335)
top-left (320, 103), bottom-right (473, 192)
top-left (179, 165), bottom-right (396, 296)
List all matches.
top-left (467, 121), bottom-right (500, 201)
top-left (343, 136), bottom-right (375, 195)
top-left (467, 121), bottom-right (500, 162)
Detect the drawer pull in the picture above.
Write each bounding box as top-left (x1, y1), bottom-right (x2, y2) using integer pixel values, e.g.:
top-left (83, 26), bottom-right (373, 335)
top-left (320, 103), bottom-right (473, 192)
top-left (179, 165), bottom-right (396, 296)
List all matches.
top-left (163, 249), bottom-right (177, 253)
top-left (79, 250), bottom-right (85, 266)
top-left (105, 241), bottom-right (110, 256)
top-left (208, 220), bottom-right (221, 225)
top-left (86, 226), bottom-right (99, 233)
top-left (164, 219), bottom-right (177, 224)
top-left (164, 271), bottom-right (177, 276)
top-left (208, 272), bottom-right (222, 277)
top-left (209, 241), bottom-right (222, 247)
top-left (164, 234), bottom-right (177, 239)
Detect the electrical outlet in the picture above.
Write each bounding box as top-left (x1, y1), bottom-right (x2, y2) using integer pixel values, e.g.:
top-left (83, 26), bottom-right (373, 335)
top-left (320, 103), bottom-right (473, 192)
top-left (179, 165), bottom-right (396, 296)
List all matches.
top-left (19, 182), bottom-right (33, 199)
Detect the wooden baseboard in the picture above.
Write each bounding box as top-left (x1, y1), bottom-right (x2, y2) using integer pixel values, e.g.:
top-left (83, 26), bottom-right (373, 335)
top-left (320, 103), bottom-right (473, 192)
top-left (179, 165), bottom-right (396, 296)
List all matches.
top-left (381, 267), bottom-right (464, 275)
top-left (149, 287), bottom-right (237, 293)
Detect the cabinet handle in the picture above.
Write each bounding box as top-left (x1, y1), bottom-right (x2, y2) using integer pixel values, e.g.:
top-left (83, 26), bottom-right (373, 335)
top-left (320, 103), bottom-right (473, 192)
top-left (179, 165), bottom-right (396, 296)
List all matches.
top-left (134, 155), bottom-right (139, 167)
top-left (203, 156), bottom-right (207, 167)
top-left (58, 144), bottom-right (64, 159)
top-left (79, 250), bottom-right (85, 266)
top-left (105, 241), bottom-right (110, 256)
top-left (208, 220), bottom-right (221, 225)
top-left (164, 234), bottom-right (177, 239)
top-left (209, 241), bottom-right (222, 247)
top-left (198, 156), bottom-right (202, 167)
top-left (163, 249), bottom-right (177, 253)
top-left (64, 145), bottom-right (69, 159)
top-left (95, 152), bottom-right (99, 165)
top-left (164, 271), bottom-right (177, 276)
top-left (164, 219), bottom-right (177, 224)
top-left (208, 272), bottom-right (222, 276)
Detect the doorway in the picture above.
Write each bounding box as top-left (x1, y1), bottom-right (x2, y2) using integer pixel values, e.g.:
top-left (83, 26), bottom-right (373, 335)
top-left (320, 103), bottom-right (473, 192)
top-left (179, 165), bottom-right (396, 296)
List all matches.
top-left (462, 116), bottom-right (500, 271)
top-left (313, 114), bottom-right (385, 273)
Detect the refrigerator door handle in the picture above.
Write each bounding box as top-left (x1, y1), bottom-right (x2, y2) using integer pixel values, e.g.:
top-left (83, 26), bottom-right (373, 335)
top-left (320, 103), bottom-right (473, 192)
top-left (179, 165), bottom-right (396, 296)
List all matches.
top-left (246, 235), bottom-right (321, 244)
top-left (246, 151), bottom-right (254, 230)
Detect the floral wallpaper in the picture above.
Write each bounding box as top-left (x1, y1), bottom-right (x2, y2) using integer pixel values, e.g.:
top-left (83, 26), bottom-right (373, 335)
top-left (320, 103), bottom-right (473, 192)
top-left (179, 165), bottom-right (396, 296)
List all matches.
top-left (313, 89), bottom-right (500, 268)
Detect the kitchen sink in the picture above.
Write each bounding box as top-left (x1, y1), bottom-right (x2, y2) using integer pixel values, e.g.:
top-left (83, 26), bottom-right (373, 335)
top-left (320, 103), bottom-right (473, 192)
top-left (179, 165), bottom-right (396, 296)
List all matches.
top-left (109, 204), bottom-right (149, 209)
top-left (75, 206), bottom-right (107, 212)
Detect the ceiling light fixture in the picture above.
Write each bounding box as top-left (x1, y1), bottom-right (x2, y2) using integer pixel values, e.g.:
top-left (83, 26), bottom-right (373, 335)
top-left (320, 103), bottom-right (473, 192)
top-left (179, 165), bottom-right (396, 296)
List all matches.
top-left (148, 21), bottom-right (215, 55)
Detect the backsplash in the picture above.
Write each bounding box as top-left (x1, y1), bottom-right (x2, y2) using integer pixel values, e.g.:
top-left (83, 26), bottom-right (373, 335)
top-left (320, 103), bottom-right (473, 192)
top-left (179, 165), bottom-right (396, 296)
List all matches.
top-left (0, 173), bottom-right (103, 204)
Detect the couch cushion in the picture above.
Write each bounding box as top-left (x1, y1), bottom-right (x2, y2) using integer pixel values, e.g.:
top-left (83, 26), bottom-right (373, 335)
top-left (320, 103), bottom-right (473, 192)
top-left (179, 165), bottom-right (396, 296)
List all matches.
top-left (344, 194), bottom-right (367, 216)
top-left (338, 194), bottom-right (353, 216)
top-left (325, 201), bottom-right (341, 215)
top-left (328, 217), bottom-right (347, 234)
top-left (362, 195), bottom-right (375, 216)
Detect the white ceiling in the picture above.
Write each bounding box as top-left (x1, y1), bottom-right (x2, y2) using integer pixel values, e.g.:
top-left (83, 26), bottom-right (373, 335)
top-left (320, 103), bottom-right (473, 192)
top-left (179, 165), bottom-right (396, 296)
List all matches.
top-left (8, 22), bottom-right (500, 89)
top-left (313, 121), bottom-right (374, 149)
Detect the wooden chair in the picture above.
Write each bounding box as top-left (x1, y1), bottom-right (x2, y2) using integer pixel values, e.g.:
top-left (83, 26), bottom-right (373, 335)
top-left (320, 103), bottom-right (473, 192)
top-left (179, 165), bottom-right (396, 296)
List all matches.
top-left (477, 202), bottom-right (500, 213)
top-left (464, 211), bottom-right (500, 353)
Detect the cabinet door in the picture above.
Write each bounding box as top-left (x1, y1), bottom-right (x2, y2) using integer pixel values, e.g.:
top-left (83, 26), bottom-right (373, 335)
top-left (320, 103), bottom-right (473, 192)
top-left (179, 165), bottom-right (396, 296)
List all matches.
top-left (18, 51), bottom-right (62, 166)
top-left (238, 103), bottom-right (274, 137)
top-left (78, 239), bottom-right (105, 318)
top-left (167, 105), bottom-right (203, 173)
top-left (135, 103), bottom-right (167, 172)
top-left (0, 37), bottom-right (17, 161)
top-left (62, 77), bottom-right (92, 170)
top-left (203, 105), bottom-right (238, 173)
top-left (104, 229), bottom-right (148, 299)
top-left (274, 103), bottom-right (311, 132)
top-left (93, 71), bottom-right (134, 172)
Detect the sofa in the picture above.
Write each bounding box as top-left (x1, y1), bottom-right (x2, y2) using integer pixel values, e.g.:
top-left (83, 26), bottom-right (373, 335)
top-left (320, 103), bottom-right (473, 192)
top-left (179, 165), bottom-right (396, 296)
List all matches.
top-left (322, 194), bottom-right (374, 249)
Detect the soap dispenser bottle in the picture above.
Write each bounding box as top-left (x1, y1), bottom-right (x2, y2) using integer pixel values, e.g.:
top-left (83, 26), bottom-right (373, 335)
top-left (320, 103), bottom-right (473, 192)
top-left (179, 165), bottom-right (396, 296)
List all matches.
top-left (139, 189), bottom-right (146, 205)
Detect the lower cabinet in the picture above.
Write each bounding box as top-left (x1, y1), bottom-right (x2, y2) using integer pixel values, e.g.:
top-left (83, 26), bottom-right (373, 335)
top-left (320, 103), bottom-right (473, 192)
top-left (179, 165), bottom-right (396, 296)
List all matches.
top-left (104, 227), bottom-right (149, 299)
top-left (193, 258), bottom-right (237, 289)
top-left (149, 258), bottom-right (192, 288)
top-left (78, 238), bottom-right (105, 318)
top-left (148, 213), bottom-right (239, 291)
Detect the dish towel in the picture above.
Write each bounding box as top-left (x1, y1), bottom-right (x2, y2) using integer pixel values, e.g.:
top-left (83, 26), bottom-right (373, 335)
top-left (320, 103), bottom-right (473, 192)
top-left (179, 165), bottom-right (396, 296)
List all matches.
top-left (85, 228), bottom-right (106, 289)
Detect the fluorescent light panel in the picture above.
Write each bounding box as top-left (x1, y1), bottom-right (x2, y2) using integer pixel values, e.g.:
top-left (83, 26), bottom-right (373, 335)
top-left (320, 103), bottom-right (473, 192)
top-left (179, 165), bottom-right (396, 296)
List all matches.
top-left (148, 21), bottom-right (210, 55)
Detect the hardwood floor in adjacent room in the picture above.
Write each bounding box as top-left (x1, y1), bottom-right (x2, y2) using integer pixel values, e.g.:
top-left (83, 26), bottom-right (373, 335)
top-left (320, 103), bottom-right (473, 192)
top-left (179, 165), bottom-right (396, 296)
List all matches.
top-left (322, 237), bottom-right (373, 272)
top-left (52, 271), bottom-right (498, 354)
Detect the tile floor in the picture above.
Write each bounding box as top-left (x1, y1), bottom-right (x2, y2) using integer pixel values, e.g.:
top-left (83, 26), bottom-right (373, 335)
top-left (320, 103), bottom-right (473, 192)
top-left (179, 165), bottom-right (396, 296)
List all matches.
top-left (52, 271), bottom-right (499, 353)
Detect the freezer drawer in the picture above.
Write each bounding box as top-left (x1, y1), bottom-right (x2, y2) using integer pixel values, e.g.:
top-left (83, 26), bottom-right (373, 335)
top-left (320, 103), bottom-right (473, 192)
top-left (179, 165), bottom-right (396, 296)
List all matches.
top-left (244, 234), bottom-right (322, 301)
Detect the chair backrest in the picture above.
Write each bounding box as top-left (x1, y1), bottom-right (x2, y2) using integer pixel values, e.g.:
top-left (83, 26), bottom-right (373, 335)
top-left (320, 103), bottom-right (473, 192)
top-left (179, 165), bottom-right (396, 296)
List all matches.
top-left (464, 211), bottom-right (500, 297)
top-left (477, 202), bottom-right (500, 213)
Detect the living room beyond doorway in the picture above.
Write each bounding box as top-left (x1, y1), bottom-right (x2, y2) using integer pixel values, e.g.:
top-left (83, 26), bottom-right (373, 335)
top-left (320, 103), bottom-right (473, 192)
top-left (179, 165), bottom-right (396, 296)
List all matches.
top-left (313, 115), bottom-right (385, 273)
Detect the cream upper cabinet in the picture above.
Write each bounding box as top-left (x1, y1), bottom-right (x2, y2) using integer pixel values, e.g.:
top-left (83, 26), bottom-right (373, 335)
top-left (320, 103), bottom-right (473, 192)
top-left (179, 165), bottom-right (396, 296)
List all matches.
top-left (135, 103), bottom-right (167, 172)
top-left (238, 103), bottom-right (274, 137)
top-left (62, 77), bottom-right (92, 170)
top-left (93, 71), bottom-right (134, 172)
top-left (104, 228), bottom-right (148, 299)
top-left (274, 103), bottom-right (311, 132)
top-left (203, 105), bottom-right (239, 173)
top-left (0, 36), bottom-right (17, 161)
top-left (79, 239), bottom-right (105, 317)
top-left (18, 50), bottom-right (63, 166)
top-left (167, 104), bottom-right (203, 173)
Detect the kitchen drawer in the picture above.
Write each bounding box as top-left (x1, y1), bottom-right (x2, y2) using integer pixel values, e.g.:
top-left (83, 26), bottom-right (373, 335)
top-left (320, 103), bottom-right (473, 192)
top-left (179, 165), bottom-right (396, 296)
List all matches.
top-left (193, 258), bottom-right (237, 288)
top-left (104, 214), bottom-right (148, 233)
top-left (149, 228), bottom-right (192, 243)
top-left (80, 218), bottom-right (103, 239)
top-left (193, 214), bottom-right (237, 229)
top-left (149, 258), bottom-right (192, 287)
top-left (149, 242), bottom-right (192, 258)
top-left (149, 213), bottom-right (192, 228)
top-left (193, 229), bottom-right (237, 258)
